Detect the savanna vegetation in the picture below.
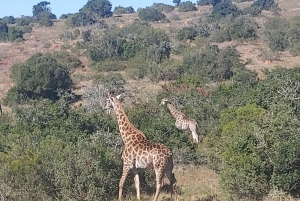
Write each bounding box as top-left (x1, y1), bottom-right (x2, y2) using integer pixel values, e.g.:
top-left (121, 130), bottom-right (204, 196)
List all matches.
top-left (0, 0), bottom-right (299, 200)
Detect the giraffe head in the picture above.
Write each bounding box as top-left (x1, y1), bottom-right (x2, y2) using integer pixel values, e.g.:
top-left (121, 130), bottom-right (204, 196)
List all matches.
top-left (160, 98), bottom-right (170, 105)
top-left (104, 93), bottom-right (123, 111)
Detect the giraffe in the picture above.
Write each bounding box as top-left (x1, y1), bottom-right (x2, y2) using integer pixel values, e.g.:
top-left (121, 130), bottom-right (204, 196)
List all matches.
top-left (160, 98), bottom-right (199, 143)
top-left (104, 93), bottom-right (178, 201)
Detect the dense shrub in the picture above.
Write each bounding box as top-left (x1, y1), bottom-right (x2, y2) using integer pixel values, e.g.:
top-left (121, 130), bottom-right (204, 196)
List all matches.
top-left (1, 16), bottom-right (15, 24)
top-left (37, 11), bottom-right (55, 27)
top-left (243, 0), bottom-right (279, 16)
top-left (181, 45), bottom-right (244, 83)
top-left (227, 16), bottom-right (258, 40)
top-left (0, 99), bottom-right (123, 200)
top-left (178, 1), bottom-right (197, 12)
top-left (138, 7), bottom-right (166, 22)
top-left (0, 21), bottom-right (8, 41)
top-left (152, 3), bottom-right (175, 12)
top-left (262, 17), bottom-right (289, 51)
top-left (177, 27), bottom-right (197, 41)
top-left (8, 27), bottom-right (24, 41)
top-left (87, 21), bottom-right (171, 76)
top-left (113, 6), bottom-right (135, 14)
top-left (65, 12), bottom-right (96, 27)
top-left (80, 0), bottom-right (113, 18)
top-left (47, 51), bottom-right (83, 71)
top-left (4, 53), bottom-right (73, 104)
top-left (15, 16), bottom-right (33, 26)
top-left (0, 22), bottom-right (24, 42)
top-left (203, 67), bottom-right (300, 199)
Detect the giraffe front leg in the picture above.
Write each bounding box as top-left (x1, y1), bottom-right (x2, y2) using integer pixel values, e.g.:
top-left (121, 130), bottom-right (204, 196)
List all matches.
top-left (119, 165), bottom-right (131, 201)
top-left (132, 168), bottom-right (141, 200)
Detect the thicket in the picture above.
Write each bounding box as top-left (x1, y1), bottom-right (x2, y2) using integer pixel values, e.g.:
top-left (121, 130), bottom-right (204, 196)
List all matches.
top-left (242, 0), bottom-right (279, 16)
top-left (3, 53), bottom-right (74, 104)
top-left (151, 3), bottom-right (175, 13)
top-left (203, 68), bottom-right (300, 200)
top-left (180, 45), bottom-right (245, 84)
top-left (113, 6), bottom-right (135, 14)
top-left (138, 7), bottom-right (167, 22)
top-left (263, 16), bottom-right (300, 56)
top-left (0, 21), bottom-right (24, 42)
top-left (65, 0), bottom-right (112, 27)
top-left (32, 1), bottom-right (57, 27)
top-left (178, 1), bottom-right (197, 12)
top-left (87, 21), bottom-right (172, 80)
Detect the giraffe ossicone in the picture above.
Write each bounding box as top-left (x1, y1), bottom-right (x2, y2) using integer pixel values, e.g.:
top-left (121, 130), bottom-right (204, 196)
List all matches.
top-left (160, 98), bottom-right (199, 143)
top-left (105, 93), bottom-right (178, 201)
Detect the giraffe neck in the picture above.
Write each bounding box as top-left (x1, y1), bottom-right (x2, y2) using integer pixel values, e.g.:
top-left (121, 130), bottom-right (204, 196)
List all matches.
top-left (113, 100), bottom-right (146, 146)
top-left (167, 103), bottom-right (184, 118)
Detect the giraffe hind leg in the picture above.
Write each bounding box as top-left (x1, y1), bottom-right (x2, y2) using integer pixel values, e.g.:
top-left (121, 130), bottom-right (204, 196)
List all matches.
top-left (132, 168), bottom-right (141, 200)
top-left (153, 167), bottom-right (164, 201)
top-left (165, 156), bottom-right (178, 200)
top-left (192, 131), bottom-right (199, 143)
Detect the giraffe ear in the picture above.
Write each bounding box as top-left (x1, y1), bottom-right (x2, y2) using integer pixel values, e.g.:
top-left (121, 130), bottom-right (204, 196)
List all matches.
top-left (116, 94), bottom-right (123, 100)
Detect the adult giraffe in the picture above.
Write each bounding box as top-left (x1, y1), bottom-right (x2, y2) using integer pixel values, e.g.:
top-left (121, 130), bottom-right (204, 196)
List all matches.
top-left (160, 98), bottom-right (199, 143)
top-left (105, 93), bottom-right (178, 201)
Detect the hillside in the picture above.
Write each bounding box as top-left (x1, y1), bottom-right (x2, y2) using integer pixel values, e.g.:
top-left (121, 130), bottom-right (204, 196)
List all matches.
top-left (0, 1), bottom-right (300, 200)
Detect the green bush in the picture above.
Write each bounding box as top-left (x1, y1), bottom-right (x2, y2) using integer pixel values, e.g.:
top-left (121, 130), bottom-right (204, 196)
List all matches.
top-left (37, 11), bottom-right (54, 27)
top-left (181, 45), bottom-right (244, 83)
top-left (138, 7), bottom-right (166, 22)
top-left (0, 21), bottom-right (8, 41)
top-left (5, 53), bottom-right (73, 104)
top-left (80, 0), bottom-right (113, 18)
top-left (152, 3), bottom-right (174, 12)
top-left (263, 17), bottom-right (289, 51)
top-left (178, 1), bottom-right (197, 12)
top-left (65, 12), bottom-right (96, 27)
top-left (210, 0), bottom-right (241, 20)
top-left (219, 104), bottom-right (270, 200)
top-left (8, 26), bottom-right (24, 41)
top-left (47, 51), bottom-right (83, 71)
top-left (227, 16), bottom-right (258, 40)
top-left (177, 27), bottom-right (197, 41)
top-left (113, 6), bottom-right (135, 14)
top-left (1, 16), bottom-right (15, 24)
top-left (0, 99), bottom-right (123, 200)
top-left (243, 0), bottom-right (279, 16)
top-left (15, 16), bottom-right (33, 26)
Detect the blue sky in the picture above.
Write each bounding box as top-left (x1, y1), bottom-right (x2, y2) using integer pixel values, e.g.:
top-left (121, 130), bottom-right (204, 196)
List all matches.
top-left (0, 0), bottom-right (197, 18)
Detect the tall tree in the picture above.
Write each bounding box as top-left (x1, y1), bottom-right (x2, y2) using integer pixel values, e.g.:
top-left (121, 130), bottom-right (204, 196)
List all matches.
top-left (173, 0), bottom-right (181, 6)
top-left (80, 0), bottom-right (113, 18)
top-left (32, 1), bottom-right (52, 16)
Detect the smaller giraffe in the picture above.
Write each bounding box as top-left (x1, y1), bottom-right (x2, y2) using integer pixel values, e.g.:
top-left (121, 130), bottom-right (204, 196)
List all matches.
top-left (160, 98), bottom-right (199, 143)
